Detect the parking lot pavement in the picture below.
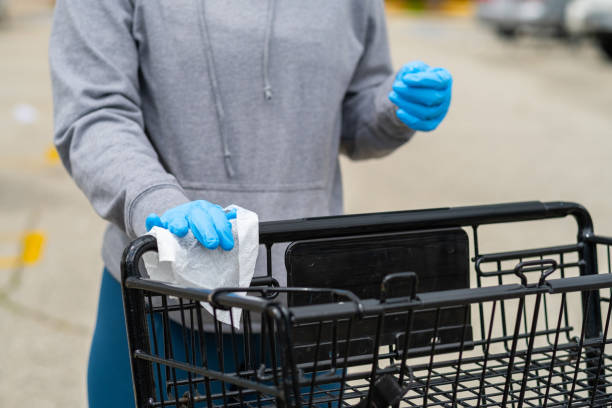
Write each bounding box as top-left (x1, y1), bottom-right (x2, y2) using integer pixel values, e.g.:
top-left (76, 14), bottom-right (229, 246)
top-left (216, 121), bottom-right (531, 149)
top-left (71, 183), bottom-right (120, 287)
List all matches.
top-left (344, 15), bottom-right (612, 225)
top-left (1, 5), bottom-right (612, 407)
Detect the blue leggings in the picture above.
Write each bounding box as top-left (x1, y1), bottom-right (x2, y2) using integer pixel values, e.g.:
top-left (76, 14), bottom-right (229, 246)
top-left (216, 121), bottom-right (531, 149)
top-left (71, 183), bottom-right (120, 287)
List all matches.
top-left (88, 269), bottom-right (338, 407)
top-left (88, 270), bottom-right (239, 407)
top-left (87, 269), bottom-right (136, 406)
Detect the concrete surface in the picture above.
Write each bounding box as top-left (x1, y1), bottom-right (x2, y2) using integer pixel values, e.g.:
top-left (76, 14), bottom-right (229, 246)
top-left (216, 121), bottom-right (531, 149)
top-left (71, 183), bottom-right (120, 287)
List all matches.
top-left (1, 2), bottom-right (611, 407)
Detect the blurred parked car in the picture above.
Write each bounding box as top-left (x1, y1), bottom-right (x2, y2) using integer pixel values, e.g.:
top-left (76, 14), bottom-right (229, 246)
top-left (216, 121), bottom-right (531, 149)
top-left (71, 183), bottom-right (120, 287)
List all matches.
top-left (478, 0), bottom-right (571, 38)
top-left (566, 0), bottom-right (612, 58)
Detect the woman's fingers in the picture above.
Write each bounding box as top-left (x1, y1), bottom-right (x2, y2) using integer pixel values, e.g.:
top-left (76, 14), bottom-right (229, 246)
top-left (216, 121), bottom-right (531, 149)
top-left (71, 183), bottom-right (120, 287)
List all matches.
top-left (151, 200), bottom-right (235, 250)
top-left (225, 208), bottom-right (237, 220)
top-left (188, 206), bottom-right (219, 249)
top-left (208, 205), bottom-right (235, 251)
top-left (389, 91), bottom-right (450, 120)
top-left (396, 108), bottom-right (448, 132)
top-left (392, 81), bottom-right (448, 107)
top-left (165, 214), bottom-right (189, 237)
top-left (401, 67), bottom-right (452, 90)
top-left (397, 60), bottom-right (430, 76)
top-left (389, 66), bottom-right (452, 131)
top-left (145, 213), bottom-right (164, 232)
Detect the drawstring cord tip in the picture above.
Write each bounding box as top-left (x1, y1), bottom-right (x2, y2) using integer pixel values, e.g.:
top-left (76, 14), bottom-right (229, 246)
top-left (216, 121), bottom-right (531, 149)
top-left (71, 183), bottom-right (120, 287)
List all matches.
top-left (264, 87), bottom-right (273, 100)
top-left (223, 153), bottom-right (235, 178)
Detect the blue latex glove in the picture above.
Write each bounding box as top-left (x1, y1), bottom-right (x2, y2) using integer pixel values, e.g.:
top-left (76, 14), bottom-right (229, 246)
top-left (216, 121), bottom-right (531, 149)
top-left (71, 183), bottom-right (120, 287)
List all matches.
top-left (145, 200), bottom-right (237, 250)
top-left (389, 61), bottom-right (452, 132)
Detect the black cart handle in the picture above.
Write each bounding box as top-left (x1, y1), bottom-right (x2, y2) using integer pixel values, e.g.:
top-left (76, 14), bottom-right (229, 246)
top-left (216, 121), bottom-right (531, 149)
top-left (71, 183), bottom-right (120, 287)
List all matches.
top-left (259, 201), bottom-right (593, 244)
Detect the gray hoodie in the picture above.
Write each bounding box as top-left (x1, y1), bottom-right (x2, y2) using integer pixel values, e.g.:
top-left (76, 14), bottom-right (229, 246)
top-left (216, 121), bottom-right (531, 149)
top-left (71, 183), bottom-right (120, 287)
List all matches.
top-left (50, 0), bottom-right (415, 283)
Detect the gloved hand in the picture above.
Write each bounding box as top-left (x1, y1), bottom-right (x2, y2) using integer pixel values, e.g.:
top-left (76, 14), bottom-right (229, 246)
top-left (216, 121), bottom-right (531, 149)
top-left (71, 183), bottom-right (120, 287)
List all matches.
top-left (146, 200), bottom-right (237, 250)
top-left (388, 61), bottom-right (452, 132)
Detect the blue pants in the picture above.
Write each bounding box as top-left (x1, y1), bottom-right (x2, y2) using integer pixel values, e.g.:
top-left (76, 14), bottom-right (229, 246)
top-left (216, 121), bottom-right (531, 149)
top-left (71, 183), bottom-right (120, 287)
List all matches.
top-left (87, 269), bottom-right (136, 407)
top-left (88, 269), bottom-right (338, 407)
top-left (88, 270), bottom-right (239, 407)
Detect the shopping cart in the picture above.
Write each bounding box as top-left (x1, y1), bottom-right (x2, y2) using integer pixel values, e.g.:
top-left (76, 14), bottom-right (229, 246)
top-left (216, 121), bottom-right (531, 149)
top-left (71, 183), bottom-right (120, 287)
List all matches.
top-left (121, 201), bottom-right (612, 407)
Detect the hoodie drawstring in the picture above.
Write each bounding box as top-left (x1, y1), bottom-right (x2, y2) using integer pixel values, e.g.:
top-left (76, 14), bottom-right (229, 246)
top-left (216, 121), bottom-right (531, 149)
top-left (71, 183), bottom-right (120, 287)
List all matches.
top-left (263, 0), bottom-right (276, 100)
top-left (196, 0), bottom-right (276, 178)
top-left (196, 0), bottom-right (235, 177)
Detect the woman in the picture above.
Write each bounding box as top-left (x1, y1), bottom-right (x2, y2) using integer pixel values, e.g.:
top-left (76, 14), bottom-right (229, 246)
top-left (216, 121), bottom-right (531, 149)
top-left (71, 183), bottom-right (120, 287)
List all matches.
top-left (50, 0), bottom-right (452, 406)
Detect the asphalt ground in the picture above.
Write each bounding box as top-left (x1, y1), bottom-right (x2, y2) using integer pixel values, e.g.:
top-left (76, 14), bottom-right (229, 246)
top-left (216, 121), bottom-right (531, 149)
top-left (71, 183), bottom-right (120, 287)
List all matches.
top-left (1, 3), bottom-right (612, 407)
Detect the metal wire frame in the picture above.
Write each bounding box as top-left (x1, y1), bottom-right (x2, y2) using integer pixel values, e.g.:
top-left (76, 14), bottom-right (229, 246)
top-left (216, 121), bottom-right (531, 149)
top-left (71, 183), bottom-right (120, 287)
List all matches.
top-left (124, 271), bottom-right (612, 407)
top-left (121, 201), bottom-right (612, 407)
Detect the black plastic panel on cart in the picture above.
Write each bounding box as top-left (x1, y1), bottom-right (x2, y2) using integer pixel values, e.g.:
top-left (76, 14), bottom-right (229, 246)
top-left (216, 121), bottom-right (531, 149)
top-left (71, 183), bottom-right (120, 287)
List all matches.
top-left (285, 228), bottom-right (473, 361)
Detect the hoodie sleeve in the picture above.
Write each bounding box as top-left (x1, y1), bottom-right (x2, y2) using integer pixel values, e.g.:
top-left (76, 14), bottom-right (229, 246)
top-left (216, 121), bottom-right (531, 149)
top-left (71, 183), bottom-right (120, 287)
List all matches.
top-left (49, 0), bottom-right (189, 238)
top-left (340, 0), bottom-right (415, 160)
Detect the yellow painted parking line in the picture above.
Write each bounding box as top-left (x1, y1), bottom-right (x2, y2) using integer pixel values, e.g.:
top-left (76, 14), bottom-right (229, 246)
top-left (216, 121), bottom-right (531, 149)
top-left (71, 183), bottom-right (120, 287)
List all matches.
top-left (21, 231), bottom-right (45, 264)
top-left (45, 146), bottom-right (60, 164)
top-left (0, 231), bottom-right (46, 269)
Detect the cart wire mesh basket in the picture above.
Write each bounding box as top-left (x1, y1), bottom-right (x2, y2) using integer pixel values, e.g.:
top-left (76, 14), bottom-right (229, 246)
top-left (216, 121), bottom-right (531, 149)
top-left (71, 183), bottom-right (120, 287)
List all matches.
top-left (121, 201), bottom-right (612, 407)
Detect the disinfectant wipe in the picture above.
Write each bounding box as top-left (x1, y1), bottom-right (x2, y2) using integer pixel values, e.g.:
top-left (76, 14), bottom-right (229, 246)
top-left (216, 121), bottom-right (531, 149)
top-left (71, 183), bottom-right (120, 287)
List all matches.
top-left (143, 205), bottom-right (259, 329)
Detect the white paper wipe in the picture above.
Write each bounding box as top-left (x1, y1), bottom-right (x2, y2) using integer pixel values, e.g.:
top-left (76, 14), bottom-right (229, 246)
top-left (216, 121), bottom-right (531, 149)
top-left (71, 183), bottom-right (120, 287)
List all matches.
top-left (143, 205), bottom-right (259, 329)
